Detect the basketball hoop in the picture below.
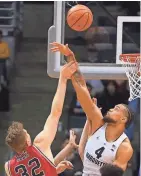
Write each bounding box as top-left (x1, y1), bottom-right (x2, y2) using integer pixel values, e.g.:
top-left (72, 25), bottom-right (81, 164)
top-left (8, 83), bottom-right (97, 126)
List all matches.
top-left (120, 53), bottom-right (141, 101)
top-left (66, 1), bottom-right (78, 7)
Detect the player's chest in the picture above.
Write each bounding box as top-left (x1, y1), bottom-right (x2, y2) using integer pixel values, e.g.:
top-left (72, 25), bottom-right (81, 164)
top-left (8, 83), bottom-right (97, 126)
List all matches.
top-left (85, 136), bottom-right (118, 163)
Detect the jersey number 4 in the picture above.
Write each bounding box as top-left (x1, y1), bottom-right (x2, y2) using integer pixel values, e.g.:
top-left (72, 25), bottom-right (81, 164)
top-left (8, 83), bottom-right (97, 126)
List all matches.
top-left (15, 158), bottom-right (45, 176)
top-left (95, 147), bottom-right (105, 159)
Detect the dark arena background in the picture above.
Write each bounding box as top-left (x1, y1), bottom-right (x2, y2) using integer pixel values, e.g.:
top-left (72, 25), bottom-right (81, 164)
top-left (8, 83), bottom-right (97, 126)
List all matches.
top-left (0, 1), bottom-right (140, 176)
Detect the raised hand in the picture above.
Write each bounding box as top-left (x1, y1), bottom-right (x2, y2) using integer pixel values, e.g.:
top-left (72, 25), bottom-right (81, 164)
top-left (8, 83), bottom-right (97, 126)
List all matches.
top-left (60, 61), bottom-right (78, 79)
top-left (92, 98), bottom-right (102, 111)
top-left (50, 42), bottom-right (73, 57)
top-left (68, 130), bottom-right (79, 149)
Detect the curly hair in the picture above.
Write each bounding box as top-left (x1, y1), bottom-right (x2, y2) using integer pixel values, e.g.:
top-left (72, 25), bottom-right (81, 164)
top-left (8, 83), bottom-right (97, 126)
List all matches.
top-left (100, 164), bottom-right (124, 176)
top-left (5, 122), bottom-right (27, 152)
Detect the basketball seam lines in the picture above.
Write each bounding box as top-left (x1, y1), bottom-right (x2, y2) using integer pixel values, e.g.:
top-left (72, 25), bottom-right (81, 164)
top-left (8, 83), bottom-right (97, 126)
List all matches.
top-left (67, 9), bottom-right (88, 17)
top-left (70, 12), bottom-right (89, 29)
top-left (80, 12), bottom-right (89, 31)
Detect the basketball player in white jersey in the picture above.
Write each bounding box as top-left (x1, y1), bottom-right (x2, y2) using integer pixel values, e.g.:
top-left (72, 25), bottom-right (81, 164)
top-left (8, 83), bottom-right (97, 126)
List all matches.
top-left (50, 42), bottom-right (133, 176)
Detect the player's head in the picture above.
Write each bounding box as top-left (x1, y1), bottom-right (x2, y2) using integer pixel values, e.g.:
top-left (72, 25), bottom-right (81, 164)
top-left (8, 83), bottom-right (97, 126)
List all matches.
top-left (103, 104), bottom-right (134, 128)
top-left (100, 164), bottom-right (124, 176)
top-left (5, 122), bottom-right (31, 153)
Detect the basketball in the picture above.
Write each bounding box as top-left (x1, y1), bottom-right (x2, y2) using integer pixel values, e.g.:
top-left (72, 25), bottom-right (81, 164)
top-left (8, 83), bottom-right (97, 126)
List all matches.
top-left (67, 4), bottom-right (93, 31)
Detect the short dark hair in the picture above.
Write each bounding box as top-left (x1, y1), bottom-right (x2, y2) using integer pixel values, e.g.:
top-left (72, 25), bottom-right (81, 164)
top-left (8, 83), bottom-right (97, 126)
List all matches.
top-left (0, 30), bottom-right (2, 35)
top-left (122, 104), bottom-right (134, 128)
top-left (100, 164), bottom-right (124, 176)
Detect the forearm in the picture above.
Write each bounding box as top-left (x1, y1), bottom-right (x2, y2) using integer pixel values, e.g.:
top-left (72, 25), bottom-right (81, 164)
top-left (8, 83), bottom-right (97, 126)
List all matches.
top-left (36, 76), bottom-right (67, 146)
top-left (66, 54), bottom-right (103, 122)
top-left (66, 54), bottom-right (92, 117)
top-left (54, 144), bottom-right (74, 165)
top-left (65, 53), bottom-right (86, 87)
top-left (50, 75), bottom-right (67, 116)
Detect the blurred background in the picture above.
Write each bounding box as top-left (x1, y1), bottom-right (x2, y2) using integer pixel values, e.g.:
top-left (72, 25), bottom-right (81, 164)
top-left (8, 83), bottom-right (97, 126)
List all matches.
top-left (0, 1), bottom-right (140, 176)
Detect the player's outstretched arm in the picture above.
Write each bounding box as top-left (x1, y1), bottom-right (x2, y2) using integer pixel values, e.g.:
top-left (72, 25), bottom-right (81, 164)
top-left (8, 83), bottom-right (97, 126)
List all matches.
top-left (113, 139), bottom-right (133, 171)
top-left (54, 130), bottom-right (78, 165)
top-left (51, 43), bottom-right (104, 132)
top-left (34, 61), bottom-right (78, 150)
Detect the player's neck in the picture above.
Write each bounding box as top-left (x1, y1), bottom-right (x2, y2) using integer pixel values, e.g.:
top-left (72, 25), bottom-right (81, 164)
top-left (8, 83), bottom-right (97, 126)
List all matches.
top-left (105, 124), bottom-right (125, 142)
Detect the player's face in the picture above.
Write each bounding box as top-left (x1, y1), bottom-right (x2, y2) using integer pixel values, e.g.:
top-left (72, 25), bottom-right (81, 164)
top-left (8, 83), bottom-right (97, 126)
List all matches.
top-left (24, 129), bottom-right (31, 146)
top-left (103, 104), bottom-right (127, 125)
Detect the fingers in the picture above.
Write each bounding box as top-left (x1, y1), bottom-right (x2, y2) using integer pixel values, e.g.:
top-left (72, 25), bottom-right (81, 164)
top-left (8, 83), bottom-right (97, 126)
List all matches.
top-left (69, 130), bottom-right (76, 141)
top-left (74, 134), bottom-right (76, 141)
top-left (50, 42), bottom-right (73, 57)
top-left (69, 129), bottom-right (78, 148)
top-left (63, 161), bottom-right (74, 169)
top-left (64, 61), bottom-right (78, 74)
top-left (92, 97), bottom-right (102, 110)
top-left (50, 47), bottom-right (59, 52)
top-left (67, 162), bottom-right (74, 169)
top-left (92, 98), bottom-right (97, 105)
top-left (50, 42), bottom-right (66, 47)
top-left (62, 61), bottom-right (75, 70)
top-left (50, 42), bottom-right (61, 46)
top-left (70, 129), bottom-right (74, 136)
top-left (50, 42), bottom-right (62, 53)
top-left (61, 61), bottom-right (77, 79)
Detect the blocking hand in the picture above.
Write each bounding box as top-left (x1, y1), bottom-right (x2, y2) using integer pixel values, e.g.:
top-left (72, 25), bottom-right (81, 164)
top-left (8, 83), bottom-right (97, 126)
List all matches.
top-left (50, 42), bottom-right (73, 57)
top-left (60, 61), bottom-right (78, 79)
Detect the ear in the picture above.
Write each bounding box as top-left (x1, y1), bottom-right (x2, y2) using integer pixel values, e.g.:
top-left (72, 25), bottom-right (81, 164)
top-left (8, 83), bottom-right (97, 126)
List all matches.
top-left (121, 116), bottom-right (128, 124)
top-left (26, 135), bottom-right (31, 146)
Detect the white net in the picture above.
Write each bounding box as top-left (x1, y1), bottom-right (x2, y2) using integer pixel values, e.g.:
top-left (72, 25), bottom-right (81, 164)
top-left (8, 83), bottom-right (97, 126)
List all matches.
top-left (120, 54), bottom-right (141, 101)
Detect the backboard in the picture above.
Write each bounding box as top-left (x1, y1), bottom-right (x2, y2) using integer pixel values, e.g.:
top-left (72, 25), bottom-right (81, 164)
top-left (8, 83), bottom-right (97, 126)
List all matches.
top-left (47, 1), bottom-right (140, 80)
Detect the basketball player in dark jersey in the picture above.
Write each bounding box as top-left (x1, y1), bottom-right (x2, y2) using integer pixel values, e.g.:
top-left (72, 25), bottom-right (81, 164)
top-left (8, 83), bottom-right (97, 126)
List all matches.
top-left (4, 61), bottom-right (78, 176)
top-left (51, 42), bottom-right (133, 175)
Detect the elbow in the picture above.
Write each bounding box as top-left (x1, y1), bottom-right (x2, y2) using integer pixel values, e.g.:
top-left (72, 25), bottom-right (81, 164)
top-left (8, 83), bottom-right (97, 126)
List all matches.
top-left (51, 108), bottom-right (62, 118)
top-left (54, 158), bottom-right (59, 166)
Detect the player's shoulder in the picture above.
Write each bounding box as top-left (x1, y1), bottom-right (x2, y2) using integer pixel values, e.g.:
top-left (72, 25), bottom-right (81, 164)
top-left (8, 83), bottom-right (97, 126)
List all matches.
top-left (4, 161), bottom-right (9, 175)
top-left (4, 161), bottom-right (8, 168)
top-left (119, 138), bottom-right (133, 155)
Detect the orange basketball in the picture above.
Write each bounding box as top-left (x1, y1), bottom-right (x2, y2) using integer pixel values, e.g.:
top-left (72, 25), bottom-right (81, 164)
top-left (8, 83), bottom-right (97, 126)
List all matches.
top-left (67, 4), bottom-right (93, 31)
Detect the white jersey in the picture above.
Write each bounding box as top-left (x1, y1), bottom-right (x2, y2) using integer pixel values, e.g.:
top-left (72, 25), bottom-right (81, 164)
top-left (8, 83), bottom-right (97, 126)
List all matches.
top-left (83, 123), bottom-right (127, 176)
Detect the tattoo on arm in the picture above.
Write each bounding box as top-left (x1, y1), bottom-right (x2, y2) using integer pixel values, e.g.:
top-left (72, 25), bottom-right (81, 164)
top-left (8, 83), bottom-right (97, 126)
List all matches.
top-left (66, 54), bottom-right (86, 87)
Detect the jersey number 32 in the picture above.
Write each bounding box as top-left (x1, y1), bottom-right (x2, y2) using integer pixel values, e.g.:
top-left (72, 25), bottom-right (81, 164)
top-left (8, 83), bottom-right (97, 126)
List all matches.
top-left (15, 158), bottom-right (45, 176)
